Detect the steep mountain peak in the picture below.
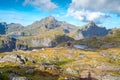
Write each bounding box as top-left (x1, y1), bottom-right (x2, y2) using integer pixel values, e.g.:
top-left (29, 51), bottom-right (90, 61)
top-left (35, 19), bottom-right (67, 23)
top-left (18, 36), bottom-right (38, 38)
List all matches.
top-left (40, 16), bottom-right (57, 23)
top-left (87, 21), bottom-right (97, 28)
top-left (73, 21), bottom-right (109, 40)
top-left (46, 16), bottom-right (56, 20)
top-left (81, 21), bottom-right (98, 30)
top-left (89, 21), bottom-right (95, 25)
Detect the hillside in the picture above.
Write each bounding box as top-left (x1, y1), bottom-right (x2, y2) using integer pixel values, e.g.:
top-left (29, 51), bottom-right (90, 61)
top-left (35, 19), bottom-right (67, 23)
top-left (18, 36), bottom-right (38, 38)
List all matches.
top-left (73, 28), bottom-right (120, 48)
top-left (20, 16), bottom-right (75, 36)
top-left (16, 28), bottom-right (74, 50)
top-left (0, 47), bottom-right (120, 80)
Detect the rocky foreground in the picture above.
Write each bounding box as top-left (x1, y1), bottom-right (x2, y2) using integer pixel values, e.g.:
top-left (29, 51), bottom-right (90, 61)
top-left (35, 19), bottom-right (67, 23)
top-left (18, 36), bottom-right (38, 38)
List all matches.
top-left (0, 47), bottom-right (120, 80)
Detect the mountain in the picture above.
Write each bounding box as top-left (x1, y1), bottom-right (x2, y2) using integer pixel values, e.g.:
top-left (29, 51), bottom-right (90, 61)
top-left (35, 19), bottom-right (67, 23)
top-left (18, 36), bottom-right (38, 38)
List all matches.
top-left (0, 16), bottom-right (112, 51)
top-left (82, 21), bottom-right (109, 37)
top-left (18, 16), bottom-right (75, 36)
top-left (22, 16), bottom-right (76, 36)
top-left (0, 17), bottom-right (109, 40)
top-left (72, 21), bottom-right (109, 40)
top-left (28, 16), bottom-right (75, 30)
top-left (7, 23), bottom-right (24, 33)
top-left (0, 22), bottom-right (24, 35)
top-left (33, 16), bottom-right (58, 29)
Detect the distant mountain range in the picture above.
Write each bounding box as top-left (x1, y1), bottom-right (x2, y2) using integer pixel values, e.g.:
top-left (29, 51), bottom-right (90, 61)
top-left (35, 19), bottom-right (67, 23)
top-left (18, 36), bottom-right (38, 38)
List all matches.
top-left (0, 16), bottom-right (109, 39)
top-left (0, 22), bottom-right (24, 35)
top-left (0, 16), bottom-right (113, 52)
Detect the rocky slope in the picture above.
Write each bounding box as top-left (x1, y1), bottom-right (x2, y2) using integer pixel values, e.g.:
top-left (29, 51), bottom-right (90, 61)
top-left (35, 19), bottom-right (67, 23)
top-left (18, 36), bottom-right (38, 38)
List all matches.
top-left (0, 48), bottom-right (120, 80)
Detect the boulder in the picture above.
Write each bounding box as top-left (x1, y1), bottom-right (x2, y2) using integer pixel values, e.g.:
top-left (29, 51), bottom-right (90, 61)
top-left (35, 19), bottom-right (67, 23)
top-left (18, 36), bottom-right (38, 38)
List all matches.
top-left (66, 68), bottom-right (77, 75)
top-left (26, 69), bottom-right (34, 75)
top-left (39, 63), bottom-right (57, 70)
top-left (98, 74), bottom-right (120, 80)
top-left (9, 73), bottom-right (28, 80)
top-left (0, 55), bottom-right (27, 64)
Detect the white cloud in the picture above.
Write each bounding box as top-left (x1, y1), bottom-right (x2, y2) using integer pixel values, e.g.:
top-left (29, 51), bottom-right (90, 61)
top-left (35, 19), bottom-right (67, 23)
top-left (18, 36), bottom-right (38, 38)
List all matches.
top-left (67, 0), bottom-right (115, 22)
top-left (70, 0), bottom-right (120, 13)
top-left (67, 8), bottom-right (110, 22)
top-left (23, 0), bottom-right (57, 11)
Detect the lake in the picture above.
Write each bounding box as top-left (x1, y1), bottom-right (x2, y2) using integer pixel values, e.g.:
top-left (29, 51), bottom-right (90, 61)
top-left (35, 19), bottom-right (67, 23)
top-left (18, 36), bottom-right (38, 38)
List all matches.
top-left (73, 44), bottom-right (93, 50)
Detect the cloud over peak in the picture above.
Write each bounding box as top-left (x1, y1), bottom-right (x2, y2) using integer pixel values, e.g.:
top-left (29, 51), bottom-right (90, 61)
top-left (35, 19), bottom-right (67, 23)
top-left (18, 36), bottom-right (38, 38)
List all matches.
top-left (23, 0), bottom-right (57, 11)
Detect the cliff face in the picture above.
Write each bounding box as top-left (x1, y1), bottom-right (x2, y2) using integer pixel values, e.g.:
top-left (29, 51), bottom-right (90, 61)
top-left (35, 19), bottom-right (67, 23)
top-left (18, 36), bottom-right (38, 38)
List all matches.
top-left (82, 21), bottom-right (109, 37)
top-left (0, 22), bottom-right (7, 35)
top-left (73, 21), bottom-right (109, 40)
top-left (0, 36), bottom-right (16, 52)
top-left (16, 34), bottom-right (74, 50)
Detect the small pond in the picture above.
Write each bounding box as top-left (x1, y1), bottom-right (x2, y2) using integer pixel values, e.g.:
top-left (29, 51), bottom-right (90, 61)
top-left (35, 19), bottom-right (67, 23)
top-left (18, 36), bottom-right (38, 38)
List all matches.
top-left (73, 44), bottom-right (93, 50)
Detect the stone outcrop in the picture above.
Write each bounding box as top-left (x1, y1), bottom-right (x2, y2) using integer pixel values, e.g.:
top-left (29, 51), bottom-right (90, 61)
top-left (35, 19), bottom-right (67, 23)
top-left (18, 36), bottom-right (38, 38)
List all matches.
top-left (0, 37), bottom-right (16, 52)
top-left (0, 55), bottom-right (28, 64)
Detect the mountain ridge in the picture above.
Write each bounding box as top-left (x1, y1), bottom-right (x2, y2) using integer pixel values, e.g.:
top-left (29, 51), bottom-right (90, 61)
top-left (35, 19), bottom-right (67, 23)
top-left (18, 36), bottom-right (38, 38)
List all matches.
top-left (0, 16), bottom-right (109, 38)
top-left (0, 16), bottom-right (110, 51)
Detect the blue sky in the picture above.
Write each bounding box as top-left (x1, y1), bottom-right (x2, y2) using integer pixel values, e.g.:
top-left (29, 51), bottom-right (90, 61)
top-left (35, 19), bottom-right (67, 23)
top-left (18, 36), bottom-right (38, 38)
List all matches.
top-left (0, 0), bottom-right (120, 29)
